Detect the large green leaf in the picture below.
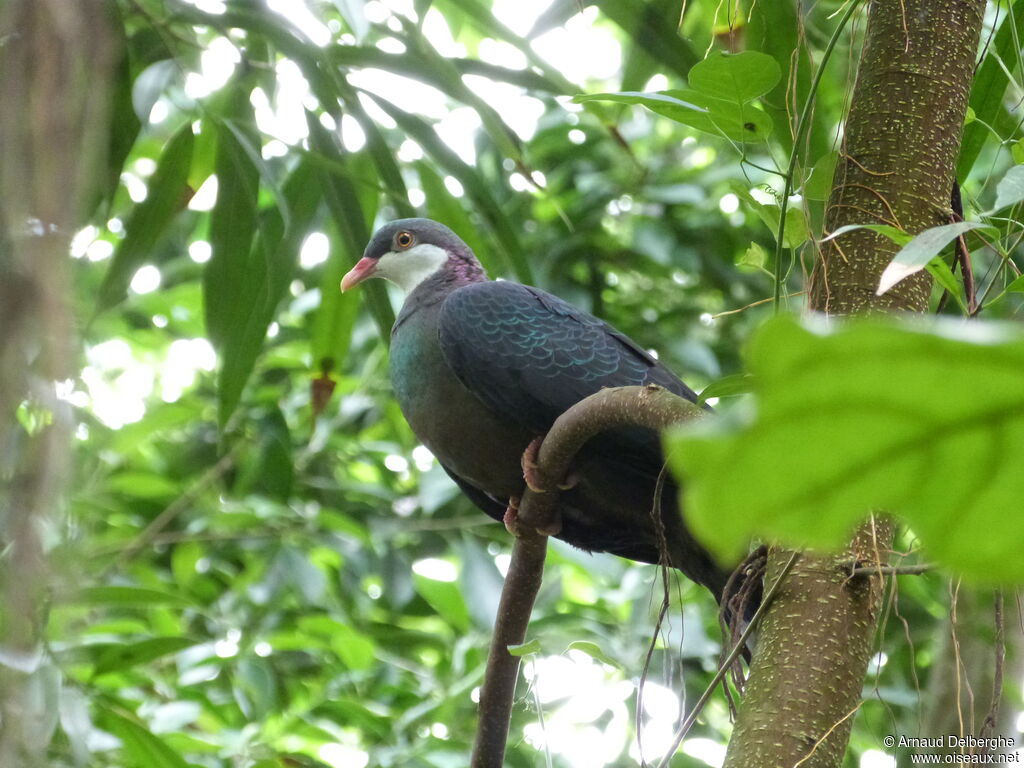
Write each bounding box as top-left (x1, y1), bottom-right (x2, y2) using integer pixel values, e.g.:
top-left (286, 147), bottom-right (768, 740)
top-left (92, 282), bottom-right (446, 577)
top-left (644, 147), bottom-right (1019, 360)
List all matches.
top-left (96, 124), bottom-right (193, 313)
top-left (667, 315), bottom-right (1024, 584)
top-left (688, 51), bottom-right (780, 103)
top-left (413, 573), bottom-right (470, 632)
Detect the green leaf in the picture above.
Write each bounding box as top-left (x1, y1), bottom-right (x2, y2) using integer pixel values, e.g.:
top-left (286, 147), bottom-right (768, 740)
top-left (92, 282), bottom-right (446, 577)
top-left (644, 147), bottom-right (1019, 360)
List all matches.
top-left (698, 373), bottom-right (756, 405)
top-left (822, 223), bottom-right (912, 247)
top-left (688, 51), bottom-right (781, 102)
top-left (171, 542), bottom-right (202, 588)
top-left (732, 185), bottom-right (808, 248)
top-left (507, 638), bottom-right (541, 657)
top-left (667, 315), bottom-right (1024, 584)
top-left (204, 116), bottom-right (259, 351)
top-left (94, 637), bottom-right (199, 676)
top-left (988, 273), bottom-right (1024, 307)
top-left (746, 0), bottom-right (827, 158)
top-left (990, 164), bottom-right (1024, 213)
top-left (924, 258), bottom-right (967, 312)
top-left (105, 471), bottom-right (180, 500)
top-left (566, 640), bottom-right (620, 668)
top-left (332, 624), bottom-right (376, 670)
top-left (96, 124), bottom-right (193, 313)
top-left (331, 0), bottom-right (369, 40)
top-left (804, 151), bottom-right (838, 202)
top-left (413, 573), bottom-right (470, 632)
top-left (234, 405), bottom-right (294, 500)
top-left (876, 222), bottom-right (996, 296)
top-left (311, 228), bottom-right (361, 378)
top-left (235, 659), bottom-right (277, 719)
top-left (574, 89), bottom-right (773, 143)
top-left (735, 242), bottom-right (767, 272)
top-left (66, 587), bottom-right (189, 607)
top-left (306, 113), bottom-right (394, 345)
top-left (213, 154), bottom-right (320, 428)
top-left (296, 614), bottom-right (375, 669)
top-left (1012, 139), bottom-right (1024, 166)
top-left (957, 0), bottom-right (1024, 180)
top-left (95, 706), bottom-right (189, 768)
top-left (457, 537), bottom-right (504, 629)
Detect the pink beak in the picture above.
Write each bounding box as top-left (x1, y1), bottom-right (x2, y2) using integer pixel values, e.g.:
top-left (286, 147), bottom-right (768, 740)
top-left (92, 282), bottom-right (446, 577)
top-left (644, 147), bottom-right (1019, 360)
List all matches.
top-left (340, 257), bottom-right (377, 292)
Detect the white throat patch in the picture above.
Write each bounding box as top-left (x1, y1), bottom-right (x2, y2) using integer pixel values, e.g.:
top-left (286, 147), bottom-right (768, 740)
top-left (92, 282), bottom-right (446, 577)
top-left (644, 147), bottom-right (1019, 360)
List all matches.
top-left (374, 243), bottom-right (449, 293)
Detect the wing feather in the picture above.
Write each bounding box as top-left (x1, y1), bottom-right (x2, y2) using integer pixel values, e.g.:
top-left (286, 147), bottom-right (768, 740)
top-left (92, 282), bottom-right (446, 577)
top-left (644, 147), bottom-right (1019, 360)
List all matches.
top-left (438, 281), bottom-right (699, 434)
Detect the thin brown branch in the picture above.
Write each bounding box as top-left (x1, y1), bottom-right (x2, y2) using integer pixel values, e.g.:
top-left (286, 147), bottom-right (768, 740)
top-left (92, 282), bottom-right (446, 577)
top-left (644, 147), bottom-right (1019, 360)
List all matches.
top-left (470, 530), bottom-right (547, 768)
top-left (950, 182), bottom-right (979, 315)
top-left (979, 590), bottom-right (1005, 740)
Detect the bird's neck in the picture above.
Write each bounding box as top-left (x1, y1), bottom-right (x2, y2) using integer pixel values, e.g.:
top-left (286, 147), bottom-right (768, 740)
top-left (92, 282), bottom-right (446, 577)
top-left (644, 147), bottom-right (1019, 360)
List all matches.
top-left (446, 253), bottom-right (487, 285)
top-left (395, 255), bottom-right (487, 333)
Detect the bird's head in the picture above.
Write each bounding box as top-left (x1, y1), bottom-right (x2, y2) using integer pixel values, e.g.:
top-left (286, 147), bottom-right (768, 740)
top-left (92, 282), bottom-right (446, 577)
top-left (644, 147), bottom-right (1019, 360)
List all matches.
top-left (341, 218), bottom-right (484, 294)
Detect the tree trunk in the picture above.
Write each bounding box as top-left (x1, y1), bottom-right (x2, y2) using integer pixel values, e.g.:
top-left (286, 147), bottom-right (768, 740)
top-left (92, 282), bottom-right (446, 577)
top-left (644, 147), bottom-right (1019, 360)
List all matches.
top-left (0, 1), bottom-right (118, 764)
top-left (724, 1), bottom-right (986, 766)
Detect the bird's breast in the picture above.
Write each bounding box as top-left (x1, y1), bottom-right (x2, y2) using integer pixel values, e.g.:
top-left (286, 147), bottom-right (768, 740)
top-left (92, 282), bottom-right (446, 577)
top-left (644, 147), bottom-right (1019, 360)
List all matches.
top-left (390, 309), bottom-right (534, 498)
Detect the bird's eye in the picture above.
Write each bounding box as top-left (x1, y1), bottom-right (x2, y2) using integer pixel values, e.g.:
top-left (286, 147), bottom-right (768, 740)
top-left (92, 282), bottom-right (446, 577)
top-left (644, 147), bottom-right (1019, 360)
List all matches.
top-left (395, 231), bottom-right (415, 248)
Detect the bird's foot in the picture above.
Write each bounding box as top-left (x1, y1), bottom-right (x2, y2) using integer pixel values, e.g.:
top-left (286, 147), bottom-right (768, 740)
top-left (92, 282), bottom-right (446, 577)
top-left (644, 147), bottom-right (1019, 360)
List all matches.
top-left (521, 437), bottom-right (547, 492)
top-left (504, 495), bottom-right (563, 537)
top-left (503, 497), bottom-right (522, 536)
top-left (557, 472), bottom-right (578, 491)
top-left (533, 514), bottom-right (563, 537)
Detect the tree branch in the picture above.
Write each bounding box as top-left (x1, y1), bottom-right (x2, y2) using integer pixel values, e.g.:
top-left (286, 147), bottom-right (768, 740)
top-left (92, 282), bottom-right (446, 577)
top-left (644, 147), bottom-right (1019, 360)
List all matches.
top-left (470, 385), bottom-right (705, 768)
top-left (516, 385), bottom-right (705, 535)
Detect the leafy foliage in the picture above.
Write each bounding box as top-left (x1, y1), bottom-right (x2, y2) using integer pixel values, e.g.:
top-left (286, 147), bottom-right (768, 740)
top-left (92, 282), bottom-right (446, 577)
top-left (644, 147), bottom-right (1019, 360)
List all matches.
top-left (669, 315), bottom-right (1024, 583)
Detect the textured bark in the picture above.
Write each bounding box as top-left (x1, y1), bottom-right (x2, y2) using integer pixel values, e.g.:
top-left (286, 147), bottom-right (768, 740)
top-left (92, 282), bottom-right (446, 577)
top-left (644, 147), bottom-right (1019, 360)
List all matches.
top-left (726, 1), bottom-right (986, 766)
top-left (723, 526), bottom-right (892, 768)
top-left (0, 1), bottom-right (118, 764)
top-left (810, 0), bottom-right (985, 314)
